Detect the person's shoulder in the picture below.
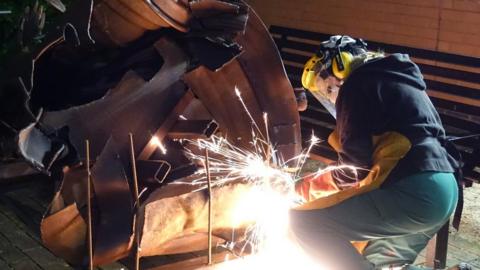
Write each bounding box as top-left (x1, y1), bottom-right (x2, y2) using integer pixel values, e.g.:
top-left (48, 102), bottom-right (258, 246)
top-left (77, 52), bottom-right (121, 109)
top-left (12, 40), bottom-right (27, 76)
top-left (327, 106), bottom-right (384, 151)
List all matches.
top-left (361, 53), bottom-right (413, 68)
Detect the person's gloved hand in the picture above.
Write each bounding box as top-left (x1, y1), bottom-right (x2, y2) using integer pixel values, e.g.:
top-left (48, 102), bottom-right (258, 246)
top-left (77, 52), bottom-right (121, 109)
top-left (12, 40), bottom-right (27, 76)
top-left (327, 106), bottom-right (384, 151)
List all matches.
top-left (294, 87), bottom-right (308, 112)
top-left (295, 171), bottom-right (340, 202)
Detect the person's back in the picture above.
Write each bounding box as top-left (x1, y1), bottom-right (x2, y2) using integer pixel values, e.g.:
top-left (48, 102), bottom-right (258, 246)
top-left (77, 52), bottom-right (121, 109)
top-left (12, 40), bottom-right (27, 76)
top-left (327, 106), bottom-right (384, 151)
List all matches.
top-left (336, 53), bottom-right (454, 186)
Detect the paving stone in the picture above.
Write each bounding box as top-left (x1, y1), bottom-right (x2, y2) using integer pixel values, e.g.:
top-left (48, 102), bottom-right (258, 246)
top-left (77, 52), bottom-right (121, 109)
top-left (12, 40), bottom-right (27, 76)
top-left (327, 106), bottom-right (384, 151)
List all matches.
top-left (10, 258), bottom-right (42, 270)
top-left (447, 243), bottom-right (478, 263)
top-left (467, 258), bottom-right (480, 268)
top-left (0, 233), bottom-right (26, 263)
top-left (0, 211), bottom-right (9, 225)
top-left (0, 258), bottom-right (11, 269)
top-left (0, 221), bottom-right (40, 250)
top-left (0, 201), bottom-right (19, 222)
top-left (23, 246), bottom-right (71, 268)
top-left (40, 262), bottom-right (74, 270)
top-left (0, 201), bottom-right (31, 232)
top-left (5, 193), bottom-right (44, 224)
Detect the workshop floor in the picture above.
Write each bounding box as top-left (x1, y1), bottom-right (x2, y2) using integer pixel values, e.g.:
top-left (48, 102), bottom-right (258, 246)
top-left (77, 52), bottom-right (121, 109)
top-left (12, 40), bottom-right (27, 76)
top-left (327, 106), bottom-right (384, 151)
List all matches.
top-left (0, 170), bottom-right (479, 269)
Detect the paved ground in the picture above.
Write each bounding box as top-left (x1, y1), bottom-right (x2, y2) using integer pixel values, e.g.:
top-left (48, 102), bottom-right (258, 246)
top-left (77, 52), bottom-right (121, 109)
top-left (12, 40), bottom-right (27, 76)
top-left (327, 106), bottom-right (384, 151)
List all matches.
top-left (0, 173), bottom-right (479, 269)
top-left (0, 176), bottom-right (128, 270)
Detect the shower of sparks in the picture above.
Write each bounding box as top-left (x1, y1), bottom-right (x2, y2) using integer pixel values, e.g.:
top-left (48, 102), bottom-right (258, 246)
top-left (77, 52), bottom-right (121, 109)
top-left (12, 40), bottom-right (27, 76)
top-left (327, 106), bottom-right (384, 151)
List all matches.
top-left (171, 86), bottom-right (364, 268)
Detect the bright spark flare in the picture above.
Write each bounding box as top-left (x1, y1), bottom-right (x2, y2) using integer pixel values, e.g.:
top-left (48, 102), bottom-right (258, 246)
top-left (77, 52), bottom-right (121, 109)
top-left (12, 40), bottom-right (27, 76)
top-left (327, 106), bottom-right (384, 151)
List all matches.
top-left (175, 86), bottom-right (365, 269)
top-left (151, 136), bottom-right (167, 155)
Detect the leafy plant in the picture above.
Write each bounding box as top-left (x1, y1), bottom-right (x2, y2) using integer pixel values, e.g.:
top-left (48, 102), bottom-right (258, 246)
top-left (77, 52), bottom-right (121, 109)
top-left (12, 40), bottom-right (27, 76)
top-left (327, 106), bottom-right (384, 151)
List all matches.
top-left (0, 0), bottom-right (72, 63)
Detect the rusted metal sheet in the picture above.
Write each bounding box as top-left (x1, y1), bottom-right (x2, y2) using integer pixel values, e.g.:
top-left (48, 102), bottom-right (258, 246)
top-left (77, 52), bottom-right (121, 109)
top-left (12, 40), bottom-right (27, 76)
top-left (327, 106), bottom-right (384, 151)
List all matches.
top-left (41, 38), bottom-right (189, 160)
top-left (90, 137), bottom-right (133, 265)
top-left (136, 160), bottom-right (171, 186)
top-left (92, 0), bottom-right (249, 46)
top-left (138, 182), bottom-right (255, 257)
top-left (39, 38), bottom-right (192, 266)
top-left (145, 0), bottom-right (190, 32)
top-left (7, 1), bottom-right (303, 267)
top-left (138, 90), bottom-right (194, 161)
top-left (41, 203), bottom-right (87, 264)
top-left (235, 10), bottom-right (302, 162)
top-left (92, 1), bottom-right (148, 46)
top-left (184, 60), bottom-right (265, 151)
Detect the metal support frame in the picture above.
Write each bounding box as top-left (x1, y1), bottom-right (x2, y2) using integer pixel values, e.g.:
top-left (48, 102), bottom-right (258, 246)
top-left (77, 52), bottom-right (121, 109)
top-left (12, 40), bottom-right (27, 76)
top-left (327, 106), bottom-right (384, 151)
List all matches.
top-left (129, 133), bottom-right (141, 270)
top-left (86, 140), bottom-right (94, 270)
top-left (205, 148), bottom-right (213, 265)
top-left (426, 220), bottom-right (449, 269)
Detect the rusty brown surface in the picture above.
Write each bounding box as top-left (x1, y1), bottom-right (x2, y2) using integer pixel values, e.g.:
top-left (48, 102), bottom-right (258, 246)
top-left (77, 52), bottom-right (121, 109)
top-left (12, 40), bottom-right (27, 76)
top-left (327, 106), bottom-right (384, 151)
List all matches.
top-left (90, 138), bottom-right (134, 265)
top-left (138, 182), bottom-right (256, 257)
top-left (91, 0), bottom-right (186, 45)
top-left (92, 1), bottom-right (149, 46)
top-left (184, 60), bottom-right (265, 151)
top-left (40, 203), bottom-right (87, 264)
top-left (41, 38), bottom-right (189, 160)
top-left (167, 120), bottom-right (219, 140)
top-left (235, 9), bottom-right (302, 162)
top-left (138, 91), bottom-right (194, 161)
top-left (146, 0), bottom-right (190, 32)
top-left (29, 1), bottom-right (301, 267)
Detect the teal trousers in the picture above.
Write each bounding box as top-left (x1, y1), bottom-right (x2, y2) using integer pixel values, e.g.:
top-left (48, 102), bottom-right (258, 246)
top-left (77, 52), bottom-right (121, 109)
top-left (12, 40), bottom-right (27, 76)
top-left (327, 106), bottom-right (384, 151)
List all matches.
top-left (290, 172), bottom-right (458, 270)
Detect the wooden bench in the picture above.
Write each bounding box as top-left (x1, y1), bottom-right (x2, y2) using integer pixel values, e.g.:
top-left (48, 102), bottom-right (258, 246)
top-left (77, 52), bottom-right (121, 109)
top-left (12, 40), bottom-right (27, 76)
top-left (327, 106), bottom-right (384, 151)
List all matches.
top-left (269, 25), bottom-right (480, 268)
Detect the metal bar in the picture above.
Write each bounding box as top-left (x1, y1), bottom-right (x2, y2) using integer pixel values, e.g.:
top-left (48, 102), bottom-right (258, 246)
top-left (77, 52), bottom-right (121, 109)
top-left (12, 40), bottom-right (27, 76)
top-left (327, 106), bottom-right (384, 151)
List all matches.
top-left (205, 148), bottom-right (213, 265)
top-left (129, 133), bottom-right (141, 270)
top-left (263, 113), bottom-right (271, 164)
top-left (425, 220), bottom-right (449, 269)
top-left (86, 140), bottom-right (94, 270)
top-left (129, 133), bottom-right (140, 201)
top-left (138, 91), bottom-right (194, 160)
top-left (167, 120), bottom-right (218, 140)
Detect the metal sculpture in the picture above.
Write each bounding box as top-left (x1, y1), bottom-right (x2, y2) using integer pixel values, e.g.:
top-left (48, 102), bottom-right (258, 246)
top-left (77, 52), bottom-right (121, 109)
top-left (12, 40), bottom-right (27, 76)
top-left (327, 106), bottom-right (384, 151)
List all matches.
top-left (1, 0), bottom-right (302, 267)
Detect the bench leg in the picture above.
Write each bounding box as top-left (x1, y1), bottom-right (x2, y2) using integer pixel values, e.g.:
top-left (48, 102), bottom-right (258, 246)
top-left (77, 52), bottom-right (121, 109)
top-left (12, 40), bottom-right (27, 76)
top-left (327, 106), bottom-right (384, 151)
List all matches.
top-left (426, 220), bottom-right (449, 269)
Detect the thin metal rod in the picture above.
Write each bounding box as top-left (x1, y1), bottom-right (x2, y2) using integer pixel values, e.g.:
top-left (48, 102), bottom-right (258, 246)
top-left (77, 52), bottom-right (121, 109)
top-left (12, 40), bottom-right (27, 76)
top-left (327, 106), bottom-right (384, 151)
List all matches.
top-left (129, 133), bottom-right (140, 203)
top-left (449, 133), bottom-right (480, 141)
top-left (128, 133), bottom-right (141, 270)
top-left (205, 148), bottom-right (213, 265)
top-left (86, 140), bottom-right (94, 270)
top-left (263, 113), bottom-right (271, 165)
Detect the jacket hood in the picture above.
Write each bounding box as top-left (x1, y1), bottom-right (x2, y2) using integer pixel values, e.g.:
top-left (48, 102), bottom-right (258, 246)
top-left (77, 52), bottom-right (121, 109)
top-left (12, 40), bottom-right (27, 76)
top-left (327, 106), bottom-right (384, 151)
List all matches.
top-left (351, 53), bottom-right (426, 91)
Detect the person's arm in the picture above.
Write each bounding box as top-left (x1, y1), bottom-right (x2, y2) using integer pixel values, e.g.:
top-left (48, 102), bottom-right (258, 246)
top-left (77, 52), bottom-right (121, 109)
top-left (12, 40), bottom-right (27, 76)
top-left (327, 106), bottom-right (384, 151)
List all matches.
top-left (295, 78), bottom-right (378, 201)
top-left (331, 79), bottom-right (374, 189)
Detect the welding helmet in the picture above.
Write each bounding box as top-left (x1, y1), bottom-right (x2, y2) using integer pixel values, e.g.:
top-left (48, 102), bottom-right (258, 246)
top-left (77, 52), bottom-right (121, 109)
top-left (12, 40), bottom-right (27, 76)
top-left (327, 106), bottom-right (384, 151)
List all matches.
top-left (301, 35), bottom-right (367, 117)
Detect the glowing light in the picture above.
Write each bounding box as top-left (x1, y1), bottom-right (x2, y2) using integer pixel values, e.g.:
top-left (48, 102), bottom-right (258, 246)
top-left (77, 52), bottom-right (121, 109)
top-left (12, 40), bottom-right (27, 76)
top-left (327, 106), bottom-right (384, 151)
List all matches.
top-left (174, 86), bottom-right (364, 269)
top-left (150, 136), bottom-right (167, 155)
top-left (202, 239), bottom-right (329, 270)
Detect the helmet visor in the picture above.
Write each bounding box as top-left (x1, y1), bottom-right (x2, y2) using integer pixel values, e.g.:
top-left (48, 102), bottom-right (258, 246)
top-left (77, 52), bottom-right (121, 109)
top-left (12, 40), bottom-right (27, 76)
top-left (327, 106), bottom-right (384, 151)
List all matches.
top-left (304, 64), bottom-right (340, 118)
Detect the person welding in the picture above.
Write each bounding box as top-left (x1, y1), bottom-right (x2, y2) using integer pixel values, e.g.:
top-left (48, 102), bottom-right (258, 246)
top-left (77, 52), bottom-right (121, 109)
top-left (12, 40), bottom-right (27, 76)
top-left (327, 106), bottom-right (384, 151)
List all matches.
top-left (290, 35), bottom-right (466, 270)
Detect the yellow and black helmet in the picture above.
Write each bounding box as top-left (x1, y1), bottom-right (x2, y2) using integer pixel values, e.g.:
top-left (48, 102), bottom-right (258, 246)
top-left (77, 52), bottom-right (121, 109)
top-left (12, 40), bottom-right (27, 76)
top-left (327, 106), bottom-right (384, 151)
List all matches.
top-left (301, 35), bottom-right (367, 91)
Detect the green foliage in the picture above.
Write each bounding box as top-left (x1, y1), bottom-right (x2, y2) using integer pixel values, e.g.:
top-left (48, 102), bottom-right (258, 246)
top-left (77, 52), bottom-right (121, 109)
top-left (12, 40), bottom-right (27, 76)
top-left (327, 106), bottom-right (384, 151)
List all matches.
top-left (0, 0), bottom-right (72, 63)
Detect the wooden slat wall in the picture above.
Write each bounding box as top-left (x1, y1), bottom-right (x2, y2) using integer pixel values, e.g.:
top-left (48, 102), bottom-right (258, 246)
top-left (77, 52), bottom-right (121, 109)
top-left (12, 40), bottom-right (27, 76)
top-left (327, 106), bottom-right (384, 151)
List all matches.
top-left (247, 0), bottom-right (480, 58)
